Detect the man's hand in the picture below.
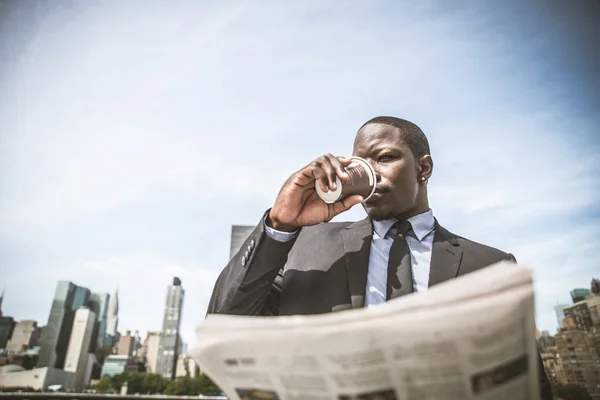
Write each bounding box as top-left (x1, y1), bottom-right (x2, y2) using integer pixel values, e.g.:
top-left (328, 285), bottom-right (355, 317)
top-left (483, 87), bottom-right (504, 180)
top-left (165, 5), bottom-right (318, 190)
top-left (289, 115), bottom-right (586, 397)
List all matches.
top-left (267, 154), bottom-right (364, 232)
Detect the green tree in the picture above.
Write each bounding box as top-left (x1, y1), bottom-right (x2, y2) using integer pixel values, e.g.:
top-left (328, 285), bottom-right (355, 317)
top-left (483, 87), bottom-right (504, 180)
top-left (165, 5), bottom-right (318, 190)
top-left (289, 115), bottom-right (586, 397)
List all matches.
top-left (121, 372), bottom-right (147, 394)
top-left (164, 376), bottom-right (194, 395)
top-left (0, 386), bottom-right (40, 393)
top-left (163, 374), bottom-right (222, 396)
top-left (552, 384), bottom-right (592, 400)
top-left (195, 374), bottom-right (222, 396)
top-left (93, 376), bottom-right (115, 393)
top-left (142, 373), bottom-right (169, 394)
top-left (93, 372), bottom-right (216, 396)
top-left (94, 373), bottom-right (169, 394)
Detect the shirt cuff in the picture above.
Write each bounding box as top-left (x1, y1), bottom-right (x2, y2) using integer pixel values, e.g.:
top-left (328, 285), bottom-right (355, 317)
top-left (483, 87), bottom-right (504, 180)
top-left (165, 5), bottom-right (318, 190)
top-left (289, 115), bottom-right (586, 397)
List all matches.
top-left (263, 215), bottom-right (298, 242)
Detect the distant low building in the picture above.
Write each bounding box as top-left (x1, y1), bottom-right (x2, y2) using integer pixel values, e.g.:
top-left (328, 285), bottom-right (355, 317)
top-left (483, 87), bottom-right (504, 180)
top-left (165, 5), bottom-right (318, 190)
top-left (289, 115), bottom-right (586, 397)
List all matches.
top-left (6, 320), bottom-right (38, 354)
top-left (118, 330), bottom-right (135, 357)
top-left (571, 288), bottom-right (591, 303)
top-left (0, 353), bottom-right (39, 370)
top-left (142, 332), bottom-right (161, 374)
top-left (100, 355), bottom-right (145, 377)
top-left (0, 365), bottom-right (75, 391)
top-left (175, 355), bottom-right (199, 378)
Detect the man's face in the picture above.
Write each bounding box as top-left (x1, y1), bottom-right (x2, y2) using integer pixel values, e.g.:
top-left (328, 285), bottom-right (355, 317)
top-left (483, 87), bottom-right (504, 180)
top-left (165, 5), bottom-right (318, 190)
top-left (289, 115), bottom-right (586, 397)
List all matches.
top-left (352, 123), bottom-right (426, 221)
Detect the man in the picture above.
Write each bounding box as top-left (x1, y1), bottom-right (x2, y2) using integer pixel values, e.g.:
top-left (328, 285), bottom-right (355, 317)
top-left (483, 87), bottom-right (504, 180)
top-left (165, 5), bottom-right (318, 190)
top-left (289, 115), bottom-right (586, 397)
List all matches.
top-left (207, 116), bottom-right (552, 399)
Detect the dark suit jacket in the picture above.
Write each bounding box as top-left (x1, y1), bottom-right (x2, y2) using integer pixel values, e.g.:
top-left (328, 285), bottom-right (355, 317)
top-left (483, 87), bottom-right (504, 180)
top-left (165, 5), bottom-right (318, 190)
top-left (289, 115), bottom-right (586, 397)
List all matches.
top-left (207, 211), bottom-right (552, 399)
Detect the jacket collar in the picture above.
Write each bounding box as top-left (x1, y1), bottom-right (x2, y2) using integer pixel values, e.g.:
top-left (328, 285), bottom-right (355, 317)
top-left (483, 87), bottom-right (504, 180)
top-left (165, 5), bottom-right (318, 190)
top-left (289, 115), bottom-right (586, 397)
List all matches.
top-left (340, 217), bottom-right (463, 309)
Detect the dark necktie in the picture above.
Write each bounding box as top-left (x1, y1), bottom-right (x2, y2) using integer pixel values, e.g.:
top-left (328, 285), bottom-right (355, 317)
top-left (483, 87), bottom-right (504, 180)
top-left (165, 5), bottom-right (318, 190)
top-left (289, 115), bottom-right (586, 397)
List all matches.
top-left (386, 220), bottom-right (413, 300)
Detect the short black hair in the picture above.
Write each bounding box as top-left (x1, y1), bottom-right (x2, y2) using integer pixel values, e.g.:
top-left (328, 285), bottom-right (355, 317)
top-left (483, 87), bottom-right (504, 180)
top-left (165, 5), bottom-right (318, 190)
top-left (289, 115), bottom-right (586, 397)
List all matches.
top-left (359, 116), bottom-right (431, 158)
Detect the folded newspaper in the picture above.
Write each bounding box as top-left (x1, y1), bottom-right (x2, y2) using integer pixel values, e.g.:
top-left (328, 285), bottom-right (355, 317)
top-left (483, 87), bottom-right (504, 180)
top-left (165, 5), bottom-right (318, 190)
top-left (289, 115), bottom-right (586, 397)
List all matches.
top-left (190, 261), bottom-right (539, 400)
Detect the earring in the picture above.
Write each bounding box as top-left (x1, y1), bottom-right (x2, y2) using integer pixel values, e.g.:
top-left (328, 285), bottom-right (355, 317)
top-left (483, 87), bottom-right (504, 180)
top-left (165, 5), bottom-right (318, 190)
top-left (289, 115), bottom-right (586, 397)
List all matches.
top-left (421, 177), bottom-right (426, 181)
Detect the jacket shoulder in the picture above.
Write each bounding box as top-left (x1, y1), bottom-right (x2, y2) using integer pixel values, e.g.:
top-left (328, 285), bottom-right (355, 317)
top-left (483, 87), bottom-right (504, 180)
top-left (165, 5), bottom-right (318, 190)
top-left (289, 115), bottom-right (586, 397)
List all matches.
top-left (440, 224), bottom-right (515, 264)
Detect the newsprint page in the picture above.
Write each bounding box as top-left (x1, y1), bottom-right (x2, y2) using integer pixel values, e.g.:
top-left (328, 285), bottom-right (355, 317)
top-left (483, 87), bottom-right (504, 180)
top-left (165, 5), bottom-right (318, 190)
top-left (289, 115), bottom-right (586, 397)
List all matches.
top-left (190, 261), bottom-right (540, 400)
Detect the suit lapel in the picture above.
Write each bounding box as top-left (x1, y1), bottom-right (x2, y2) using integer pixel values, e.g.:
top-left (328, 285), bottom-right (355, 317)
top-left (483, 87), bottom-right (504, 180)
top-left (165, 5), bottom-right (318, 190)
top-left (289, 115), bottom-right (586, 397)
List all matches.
top-left (429, 221), bottom-right (463, 287)
top-left (341, 218), bottom-right (372, 309)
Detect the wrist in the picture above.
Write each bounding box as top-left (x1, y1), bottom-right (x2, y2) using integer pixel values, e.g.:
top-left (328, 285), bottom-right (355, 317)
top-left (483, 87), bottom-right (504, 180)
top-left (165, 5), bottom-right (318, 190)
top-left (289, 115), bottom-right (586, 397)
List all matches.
top-left (267, 212), bottom-right (298, 233)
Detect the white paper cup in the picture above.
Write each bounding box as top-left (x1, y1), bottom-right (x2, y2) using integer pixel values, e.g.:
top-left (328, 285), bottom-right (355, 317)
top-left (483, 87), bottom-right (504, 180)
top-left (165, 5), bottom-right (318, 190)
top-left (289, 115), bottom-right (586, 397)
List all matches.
top-left (315, 156), bottom-right (376, 204)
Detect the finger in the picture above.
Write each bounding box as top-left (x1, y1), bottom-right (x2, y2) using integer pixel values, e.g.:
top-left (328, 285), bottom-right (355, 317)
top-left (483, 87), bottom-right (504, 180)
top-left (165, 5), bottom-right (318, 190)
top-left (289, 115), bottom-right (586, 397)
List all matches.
top-left (331, 194), bottom-right (364, 216)
top-left (318, 155), bottom-right (339, 191)
top-left (310, 167), bottom-right (330, 192)
top-left (301, 160), bottom-right (330, 192)
top-left (326, 154), bottom-right (349, 181)
top-left (337, 156), bottom-right (355, 166)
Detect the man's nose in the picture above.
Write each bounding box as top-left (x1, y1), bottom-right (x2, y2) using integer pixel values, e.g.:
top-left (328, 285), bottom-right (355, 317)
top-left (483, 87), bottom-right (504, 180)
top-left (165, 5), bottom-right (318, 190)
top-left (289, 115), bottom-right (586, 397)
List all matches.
top-left (374, 170), bottom-right (382, 183)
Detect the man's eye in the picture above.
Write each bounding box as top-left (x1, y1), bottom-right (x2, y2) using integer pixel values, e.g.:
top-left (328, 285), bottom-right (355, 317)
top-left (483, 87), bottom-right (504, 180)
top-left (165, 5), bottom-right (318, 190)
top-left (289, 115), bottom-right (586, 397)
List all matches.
top-left (378, 155), bottom-right (393, 162)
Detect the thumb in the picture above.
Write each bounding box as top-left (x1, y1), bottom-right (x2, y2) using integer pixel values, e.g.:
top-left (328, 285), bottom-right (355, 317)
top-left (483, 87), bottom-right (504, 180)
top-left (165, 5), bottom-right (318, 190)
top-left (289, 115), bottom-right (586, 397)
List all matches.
top-left (332, 195), bottom-right (364, 215)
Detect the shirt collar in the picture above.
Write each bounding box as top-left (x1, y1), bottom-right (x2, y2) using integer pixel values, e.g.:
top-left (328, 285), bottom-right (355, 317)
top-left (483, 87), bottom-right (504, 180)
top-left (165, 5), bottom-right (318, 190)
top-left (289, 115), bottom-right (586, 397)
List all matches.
top-left (372, 209), bottom-right (435, 242)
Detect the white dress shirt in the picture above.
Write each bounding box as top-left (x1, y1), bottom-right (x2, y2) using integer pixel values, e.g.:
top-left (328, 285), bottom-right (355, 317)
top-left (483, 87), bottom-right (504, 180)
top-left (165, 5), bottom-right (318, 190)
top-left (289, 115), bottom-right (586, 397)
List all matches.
top-left (366, 209), bottom-right (435, 307)
top-left (264, 209), bottom-right (436, 308)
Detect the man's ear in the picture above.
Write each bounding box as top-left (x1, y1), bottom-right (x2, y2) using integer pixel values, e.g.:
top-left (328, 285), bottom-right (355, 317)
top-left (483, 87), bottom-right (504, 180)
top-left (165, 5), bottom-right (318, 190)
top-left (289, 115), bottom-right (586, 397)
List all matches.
top-left (418, 155), bottom-right (433, 183)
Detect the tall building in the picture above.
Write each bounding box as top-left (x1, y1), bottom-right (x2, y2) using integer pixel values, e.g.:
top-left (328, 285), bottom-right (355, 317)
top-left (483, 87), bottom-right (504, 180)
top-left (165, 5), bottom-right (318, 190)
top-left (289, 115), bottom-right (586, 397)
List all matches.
top-left (587, 295), bottom-right (600, 327)
top-left (554, 304), bottom-right (569, 330)
top-left (37, 281), bottom-right (90, 369)
top-left (591, 279), bottom-right (600, 295)
top-left (133, 330), bottom-right (142, 356)
top-left (540, 351), bottom-right (566, 387)
top-left (0, 289), bottom-right (15, 350)
top-left (156, 277), bottom-right (184, 379)
top-left (105, 288), bottom-right (119, 347)
top-left (230, 225), bottom-right (254, 259)
top-left (144, 332), bottom-right (161, 373)
top-left (571, 288), bottom-right (591, 303)
top-left (118, 330), bottom-right (135, 357)
top-left (6, 320), bottom-right (38, 353)
top-left (0, 316), bottom-right (15, 350)
top-left (564, 302), bottom-right (593, 332)
top-left (88, 292), bottom-right (110, 353)
top-left (538, 331), bottom-right (556, 352)
top-left (64, 307), bottom-right (97, 389)
top-left (555, 328), bottom-right (600, 398)
top-left (31, 326), bottom-right (43, 347)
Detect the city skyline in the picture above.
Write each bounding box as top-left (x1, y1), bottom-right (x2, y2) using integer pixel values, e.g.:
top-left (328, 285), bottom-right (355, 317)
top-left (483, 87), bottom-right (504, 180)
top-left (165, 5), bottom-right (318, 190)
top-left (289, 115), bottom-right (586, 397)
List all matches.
top-left (1, 1), bottom-right (599, 348)
top-left (1, 269), bottom-right (598, 344)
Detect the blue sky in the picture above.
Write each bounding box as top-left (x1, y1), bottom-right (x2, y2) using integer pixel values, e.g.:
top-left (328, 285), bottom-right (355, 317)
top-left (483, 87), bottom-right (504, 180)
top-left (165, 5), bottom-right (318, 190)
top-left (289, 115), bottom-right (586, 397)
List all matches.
top-left (0, 0), bottom-right (598, 348)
